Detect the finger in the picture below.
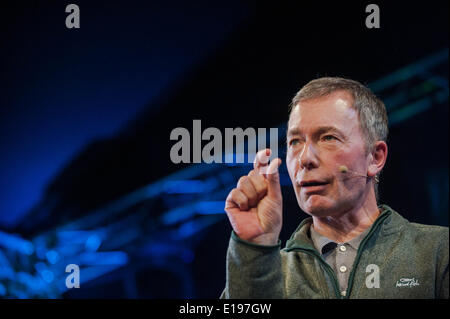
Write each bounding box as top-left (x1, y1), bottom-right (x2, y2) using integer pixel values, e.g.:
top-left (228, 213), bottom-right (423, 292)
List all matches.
top-left (225, 188), bottom-right (249, 211)
top-left (266, 158), bottom-right (282, 198)
top-left (266, 157), bottom-right (282, 176)
top-left (237, 176), bottom-right (259, 207)
top-left (248, 169), bottom-right (268, 200)
top-left (253, 148), bottom-right (271, 171)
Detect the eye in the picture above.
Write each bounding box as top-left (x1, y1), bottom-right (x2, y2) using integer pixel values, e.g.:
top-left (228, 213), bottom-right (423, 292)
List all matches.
top-left (289, 138), bottom-right (300, 146)
top-left (322, 135), bottom-right (337, 141)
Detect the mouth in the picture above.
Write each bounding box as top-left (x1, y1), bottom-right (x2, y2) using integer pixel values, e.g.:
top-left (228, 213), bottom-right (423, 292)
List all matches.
top-left (298, 180), bottom-right (330, 193)
top-left (299, 180), bottom-right (329, 187)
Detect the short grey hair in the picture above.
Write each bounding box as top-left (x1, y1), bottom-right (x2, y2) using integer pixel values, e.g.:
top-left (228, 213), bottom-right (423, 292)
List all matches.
top-left (289, 77), bottom-right (389, 201)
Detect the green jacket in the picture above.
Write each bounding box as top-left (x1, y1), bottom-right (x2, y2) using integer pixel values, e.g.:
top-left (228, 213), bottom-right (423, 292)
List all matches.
top-left (221, 205), bottom-right (449, 299)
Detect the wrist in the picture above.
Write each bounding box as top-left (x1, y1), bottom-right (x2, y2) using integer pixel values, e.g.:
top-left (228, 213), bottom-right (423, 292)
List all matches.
top-left (248, 232), bottom-right (280, 246)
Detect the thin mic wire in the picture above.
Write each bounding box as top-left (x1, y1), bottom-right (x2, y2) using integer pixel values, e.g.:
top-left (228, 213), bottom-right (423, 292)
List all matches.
top-left (339, 165), bottom-right (379, 183)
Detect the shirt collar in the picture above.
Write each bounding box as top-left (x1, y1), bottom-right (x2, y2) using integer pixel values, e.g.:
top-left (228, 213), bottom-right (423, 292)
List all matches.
top-left (309, 224), bottom-right (371, 254)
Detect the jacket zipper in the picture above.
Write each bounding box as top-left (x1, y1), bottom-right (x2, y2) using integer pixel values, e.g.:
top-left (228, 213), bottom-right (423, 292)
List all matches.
top-left (285, 209), bottom-right (391, 299)
top-left (299, 249), bottom-right (343, 299)
top-left (342, 211), bottom-right (390, 299)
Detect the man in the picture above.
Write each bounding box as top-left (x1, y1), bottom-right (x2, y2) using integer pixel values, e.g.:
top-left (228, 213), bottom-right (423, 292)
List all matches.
top-left (221, 77), bottom-right (449, 299)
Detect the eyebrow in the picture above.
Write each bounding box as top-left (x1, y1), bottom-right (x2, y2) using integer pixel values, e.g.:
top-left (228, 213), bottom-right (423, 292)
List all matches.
top-left (287, 126), bottom-right (342, 138)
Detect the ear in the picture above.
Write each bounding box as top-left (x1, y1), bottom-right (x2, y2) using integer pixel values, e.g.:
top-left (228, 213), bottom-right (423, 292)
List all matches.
top-left (367, 141), bottom-right (388, 178)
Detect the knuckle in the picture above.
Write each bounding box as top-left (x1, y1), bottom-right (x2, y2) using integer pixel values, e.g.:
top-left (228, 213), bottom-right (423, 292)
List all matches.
top-left (247, 192), bottom-right (257, 203)
top-left (238, 176), bottom-right (248, 185)
top-left (250, 175), bottom-right (266, 190)
top-left (228, 188), bottom-right (239, 200)
top-left (233, 189), bottom-right (246, 202)
top-left (237, 177), bottom-right (250, 190)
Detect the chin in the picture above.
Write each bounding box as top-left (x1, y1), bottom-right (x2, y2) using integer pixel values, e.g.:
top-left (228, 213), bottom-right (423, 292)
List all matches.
top-left (298, 194), bottom-right (336, 217)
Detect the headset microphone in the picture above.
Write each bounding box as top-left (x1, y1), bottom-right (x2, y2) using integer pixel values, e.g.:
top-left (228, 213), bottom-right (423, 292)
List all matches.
top-left (339, 165), bottom-right (379, 183)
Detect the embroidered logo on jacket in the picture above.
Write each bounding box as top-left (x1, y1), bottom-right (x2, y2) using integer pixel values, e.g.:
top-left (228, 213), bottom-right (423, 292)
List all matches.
top-left (396, 278), bottom-right (420, 288)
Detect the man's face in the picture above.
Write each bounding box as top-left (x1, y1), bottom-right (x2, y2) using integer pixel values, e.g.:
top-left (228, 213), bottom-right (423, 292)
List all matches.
top-left (286, 91), bottom-right (371, 217)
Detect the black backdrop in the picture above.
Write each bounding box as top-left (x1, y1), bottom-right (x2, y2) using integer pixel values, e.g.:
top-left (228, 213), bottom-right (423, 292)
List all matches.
top-left (0, 1), bottom-right (448, 298)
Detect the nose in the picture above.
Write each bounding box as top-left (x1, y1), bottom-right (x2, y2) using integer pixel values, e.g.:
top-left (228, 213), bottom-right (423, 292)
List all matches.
top-left (299, 142), bottom-right (319, 170)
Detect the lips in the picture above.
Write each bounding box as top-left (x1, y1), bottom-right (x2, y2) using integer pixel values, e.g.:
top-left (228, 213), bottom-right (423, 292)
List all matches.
top-left (297, 179), bottom-right (330, 195)
top-left (299, 180), bottom-right (329, 187)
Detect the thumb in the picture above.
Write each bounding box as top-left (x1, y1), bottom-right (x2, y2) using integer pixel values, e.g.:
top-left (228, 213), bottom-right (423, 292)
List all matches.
top-left (266, 158), bottom-right (282, 199)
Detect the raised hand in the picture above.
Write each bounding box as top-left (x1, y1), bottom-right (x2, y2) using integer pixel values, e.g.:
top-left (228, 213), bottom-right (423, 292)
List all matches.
top-left (224, 149), bottom-right (283, 245)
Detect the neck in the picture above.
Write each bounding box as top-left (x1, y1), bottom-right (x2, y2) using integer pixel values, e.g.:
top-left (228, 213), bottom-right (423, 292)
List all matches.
top-left (311, 189), bottom-right (380, 243)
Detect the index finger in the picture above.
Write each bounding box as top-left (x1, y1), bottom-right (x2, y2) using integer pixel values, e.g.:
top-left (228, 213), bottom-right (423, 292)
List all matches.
top-left (253, 148), bottom-right (271, 170)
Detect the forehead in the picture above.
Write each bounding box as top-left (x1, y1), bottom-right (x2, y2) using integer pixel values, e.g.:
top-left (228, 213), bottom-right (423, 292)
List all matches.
top-left (288, 91), bottom-right (360, 134)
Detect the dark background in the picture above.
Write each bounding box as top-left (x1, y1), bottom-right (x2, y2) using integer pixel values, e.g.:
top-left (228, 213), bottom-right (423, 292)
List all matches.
top-left (0, 1), bottom-right (448, 298)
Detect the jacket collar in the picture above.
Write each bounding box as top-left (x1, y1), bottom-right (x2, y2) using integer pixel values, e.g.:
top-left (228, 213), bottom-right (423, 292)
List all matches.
top-left (285, 204), bottom-right (406, 251)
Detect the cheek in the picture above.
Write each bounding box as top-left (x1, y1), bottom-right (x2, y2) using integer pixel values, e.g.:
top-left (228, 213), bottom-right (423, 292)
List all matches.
top-left (342, 153), bottom-right (368, 174)
top-left (334, 150), bottom-right (359, 170)
top-left (286, 153), bottom-right (298, 179)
